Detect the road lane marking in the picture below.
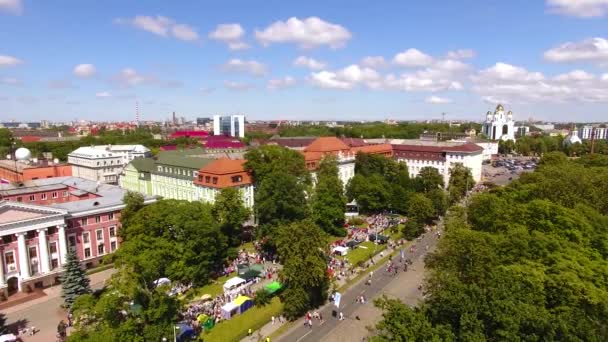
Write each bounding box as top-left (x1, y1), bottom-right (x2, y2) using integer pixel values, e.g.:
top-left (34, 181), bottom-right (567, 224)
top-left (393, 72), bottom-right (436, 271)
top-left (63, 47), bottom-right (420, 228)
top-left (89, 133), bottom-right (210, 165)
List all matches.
top-left (295, 330), bottom-right (312, 342)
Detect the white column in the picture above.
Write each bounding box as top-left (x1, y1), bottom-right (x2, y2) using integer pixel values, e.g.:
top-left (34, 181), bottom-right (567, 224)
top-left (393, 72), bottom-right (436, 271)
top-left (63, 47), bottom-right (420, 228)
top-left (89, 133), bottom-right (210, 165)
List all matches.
top-left (16, 233), bottom-right (30, 279)
top-left (37, 228), bottom-right (50, 274)
top-left (0, 246), bottom-right (5, 286)
top-left (58, 225), bottom-right (68, 265)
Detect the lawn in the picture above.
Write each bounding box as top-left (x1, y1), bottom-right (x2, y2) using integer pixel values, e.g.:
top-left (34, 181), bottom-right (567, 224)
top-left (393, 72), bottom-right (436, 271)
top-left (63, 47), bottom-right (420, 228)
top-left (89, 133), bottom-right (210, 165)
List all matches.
top-left (201, 297), bottom-right (283, 342)
top-left (345, 241), bottom-right (387, 267)
top-left (182, 274), bottom-right (232, 302)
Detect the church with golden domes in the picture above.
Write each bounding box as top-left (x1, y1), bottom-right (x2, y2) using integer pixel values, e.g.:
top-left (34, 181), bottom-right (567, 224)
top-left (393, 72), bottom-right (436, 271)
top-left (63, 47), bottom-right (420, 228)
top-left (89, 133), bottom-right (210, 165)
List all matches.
top-left (481, 104), bottom-right (515, 141)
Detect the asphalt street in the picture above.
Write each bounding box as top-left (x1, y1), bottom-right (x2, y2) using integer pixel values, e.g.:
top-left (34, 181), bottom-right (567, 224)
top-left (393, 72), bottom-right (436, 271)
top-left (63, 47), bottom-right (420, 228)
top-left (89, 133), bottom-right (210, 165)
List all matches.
top-left (277, 226), bottom-right (441, 342)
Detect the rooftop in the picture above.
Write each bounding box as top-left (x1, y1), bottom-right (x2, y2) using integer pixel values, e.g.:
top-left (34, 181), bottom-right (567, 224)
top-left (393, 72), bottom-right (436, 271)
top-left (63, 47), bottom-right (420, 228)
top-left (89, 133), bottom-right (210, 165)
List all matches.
top-left (199, 158), bottom-right (247, 175)
top-left (304, 137), bottom-right (350, 153)
top-left (0, 159), bottom-right (68, 173)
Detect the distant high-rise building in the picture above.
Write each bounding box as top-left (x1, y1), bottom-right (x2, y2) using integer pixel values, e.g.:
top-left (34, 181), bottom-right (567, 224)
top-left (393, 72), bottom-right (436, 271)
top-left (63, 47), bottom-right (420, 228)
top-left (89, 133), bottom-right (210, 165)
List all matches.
top-left (213, 115), bottom-right (245, 138)
top-left (197, 117), bottom-right (212, 126)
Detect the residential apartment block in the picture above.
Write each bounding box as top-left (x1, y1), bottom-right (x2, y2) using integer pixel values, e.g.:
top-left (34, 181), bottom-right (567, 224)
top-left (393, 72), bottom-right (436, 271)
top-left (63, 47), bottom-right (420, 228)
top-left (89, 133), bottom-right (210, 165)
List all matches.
top-left (68, 145), bottom-right (151, 184)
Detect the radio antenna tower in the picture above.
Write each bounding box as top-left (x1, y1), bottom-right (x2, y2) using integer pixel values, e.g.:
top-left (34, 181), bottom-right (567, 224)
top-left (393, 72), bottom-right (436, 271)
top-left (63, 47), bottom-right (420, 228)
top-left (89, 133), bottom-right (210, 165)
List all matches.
top-left (135, 100), bottom-right (140, 126)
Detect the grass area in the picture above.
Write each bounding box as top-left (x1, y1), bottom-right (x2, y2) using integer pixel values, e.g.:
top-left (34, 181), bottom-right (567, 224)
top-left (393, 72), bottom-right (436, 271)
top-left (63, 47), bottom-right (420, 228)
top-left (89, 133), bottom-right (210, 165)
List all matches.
top-left (346, 241), bottom-right (387, 267)
top-left (201, 297), bottom-right (283, 342)
top-left (183, 274), bottom-right (232, 301)
top-left (85, 263), bottom-right (114, 275)
top-left (241, 241), bottom-right (256, 253)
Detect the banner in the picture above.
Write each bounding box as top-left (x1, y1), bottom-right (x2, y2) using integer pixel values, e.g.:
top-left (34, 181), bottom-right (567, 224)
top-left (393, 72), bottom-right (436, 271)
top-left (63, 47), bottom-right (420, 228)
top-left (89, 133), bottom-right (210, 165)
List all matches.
top-left (334, 292), bottom-right (341, 308)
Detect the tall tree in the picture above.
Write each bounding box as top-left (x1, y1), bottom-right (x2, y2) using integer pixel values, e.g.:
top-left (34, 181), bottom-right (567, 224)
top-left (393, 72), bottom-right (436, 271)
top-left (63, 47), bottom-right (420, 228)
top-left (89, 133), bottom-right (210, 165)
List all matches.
top-left (120, 191), bottom-right (145, 231)
top-left (312, 156), bottom-right (347, 236)
top-left (276, 220), bottom-right (329, 320)
top-left (447, 163), bottom-right (474, 204)
top-left (212, 187), bottom-right (251, 247)
top-left (407, 193), bottom-right (435, 225)
top-left (346, 174), bottom-right (391, 214)
top-left (254, 170), bottom-right (309, 230)
top-left (414, 167), bottom-right (445, 192)
top-left (244, 145), bottom-right (311, 185)
top-left (426, 188), bottom-right (449, 217)
top-left (61, 248), bottom-right (91, 308)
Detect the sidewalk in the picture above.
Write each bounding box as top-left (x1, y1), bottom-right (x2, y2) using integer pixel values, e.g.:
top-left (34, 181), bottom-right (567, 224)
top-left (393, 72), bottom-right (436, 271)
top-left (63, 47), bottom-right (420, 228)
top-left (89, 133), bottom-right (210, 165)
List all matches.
top-left (2, 268), bottom-right (115, 315)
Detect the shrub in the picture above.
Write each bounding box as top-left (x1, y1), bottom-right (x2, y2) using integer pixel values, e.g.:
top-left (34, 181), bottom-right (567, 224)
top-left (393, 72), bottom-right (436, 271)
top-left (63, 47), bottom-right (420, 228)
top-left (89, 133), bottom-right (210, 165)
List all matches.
top-left (254, 289), bottom-right (271, 307)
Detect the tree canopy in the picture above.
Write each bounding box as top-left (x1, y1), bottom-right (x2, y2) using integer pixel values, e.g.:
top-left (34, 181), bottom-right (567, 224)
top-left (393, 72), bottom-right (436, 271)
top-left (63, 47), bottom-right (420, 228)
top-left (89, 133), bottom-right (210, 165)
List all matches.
top-left (372, 156), bottom-right (608, 341)
top-left (311, 156), bottom-right (347, 236)
top-left (212, 187), bottom-right (250, 247)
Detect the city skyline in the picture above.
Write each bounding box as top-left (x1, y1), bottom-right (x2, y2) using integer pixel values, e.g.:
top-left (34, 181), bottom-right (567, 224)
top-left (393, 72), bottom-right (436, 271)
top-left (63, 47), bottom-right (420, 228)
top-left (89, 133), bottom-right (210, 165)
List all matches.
top-left (1, 1), bottom-right (608, 122)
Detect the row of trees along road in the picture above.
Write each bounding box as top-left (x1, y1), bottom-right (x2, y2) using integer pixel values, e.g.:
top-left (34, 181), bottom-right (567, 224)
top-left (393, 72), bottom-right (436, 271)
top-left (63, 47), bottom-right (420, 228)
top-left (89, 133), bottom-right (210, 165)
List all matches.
top-left (371, 152), bottom-right (608, 341)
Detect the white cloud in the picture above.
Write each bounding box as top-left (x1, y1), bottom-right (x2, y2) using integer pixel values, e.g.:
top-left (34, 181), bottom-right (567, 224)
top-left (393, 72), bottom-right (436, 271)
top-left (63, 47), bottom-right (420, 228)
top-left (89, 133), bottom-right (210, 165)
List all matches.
top-left (310, 65), bottom-right (381, 90)
top-left (0, 54), bottom-right (23, 67)
top-left (222, 59), bottom-right (268, 77)
top-left (96, 91), bottom-right (112, 98)
top-left (73, 64), bottom-right (97, 78)
top-left (1, 77), bottom-right (21, 86)
top-left (113, 68), bottom-right (156, 86)
top-left (268, 76), bottom-right (296, 90)
top-left (224, 81), bottom-right (254, 91)
top-left (360, 56), bottom-right (387, 68)
top-left (115, 15), bottom-right (199, 42)
top-left (446, 49), bottom-right (476, 59)
top-left (293, 56), bottom-right (326, 70)
top-left (472, 63), bottom-right (608, 103)
top-left (425, 96), bottom-right (452, 104)
top-left (546, 0), bottom-right (608, 17)
top-left (602, 73), bottom-right (608, 81)
top-left (393, 49), bottom-right (434, 67)
top-left (208, 23), bottom-right (249, 50)
top-left (255, 17), bottom-right (352, 49)
top-left (0, 0), bottom-right (22, 15)
top-left (554, 69), bottom-right (595, 82)
top-left (544, 37), bottom-right (608, 63)
top-left (171, 24), bottom-right (199, 41)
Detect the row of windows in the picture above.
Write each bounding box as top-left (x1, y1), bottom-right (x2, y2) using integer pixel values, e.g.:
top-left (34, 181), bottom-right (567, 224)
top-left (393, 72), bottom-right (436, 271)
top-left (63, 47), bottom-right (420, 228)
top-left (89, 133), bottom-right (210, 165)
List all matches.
top-left (77, 213), bottom-right (116, 227)
top-left (82, 226), bottom-right (116, 244)
top-left (15, 190), bottom-right (69, 202)
top-left (156, 166), bottom-right (197, 178)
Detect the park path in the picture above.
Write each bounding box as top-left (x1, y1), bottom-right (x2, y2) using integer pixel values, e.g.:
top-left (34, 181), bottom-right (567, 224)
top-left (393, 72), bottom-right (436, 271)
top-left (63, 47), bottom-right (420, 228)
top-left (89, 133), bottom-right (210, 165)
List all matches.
top-left (3, 268), bottom-right (115, 342)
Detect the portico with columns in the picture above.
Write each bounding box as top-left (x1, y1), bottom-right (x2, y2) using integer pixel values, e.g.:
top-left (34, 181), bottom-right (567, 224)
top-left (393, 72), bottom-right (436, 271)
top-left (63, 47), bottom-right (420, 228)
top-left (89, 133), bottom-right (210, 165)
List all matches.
top-left (0, 201), bottom-right (69, 296)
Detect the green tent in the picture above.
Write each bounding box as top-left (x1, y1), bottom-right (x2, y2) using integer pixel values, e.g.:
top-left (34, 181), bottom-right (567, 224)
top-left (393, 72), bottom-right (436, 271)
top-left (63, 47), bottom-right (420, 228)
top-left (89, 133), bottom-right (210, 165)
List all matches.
top-left (203, 318), bottom-right (214, 330)
top-left (265, 281), bottom-right (283, 295)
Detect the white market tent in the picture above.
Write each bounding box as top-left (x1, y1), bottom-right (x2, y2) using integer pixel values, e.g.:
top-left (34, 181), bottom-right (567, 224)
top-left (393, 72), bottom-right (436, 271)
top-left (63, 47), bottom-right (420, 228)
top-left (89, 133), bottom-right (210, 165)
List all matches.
top-left (221, 301), bottom-right (239, 319)
top-left (153, 277), bottom-right (171, 288)
top-left (333, 246), bottom-right (348, 256)
top-left (0, 334), bottom-right (17, 342)
top-left (223, 276), bottom-right (246, 292)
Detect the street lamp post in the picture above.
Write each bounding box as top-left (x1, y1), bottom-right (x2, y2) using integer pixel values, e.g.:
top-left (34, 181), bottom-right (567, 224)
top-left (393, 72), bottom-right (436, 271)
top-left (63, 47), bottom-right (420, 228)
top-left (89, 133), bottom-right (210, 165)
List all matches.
top-left (174, 325), bottom-right (179, 342)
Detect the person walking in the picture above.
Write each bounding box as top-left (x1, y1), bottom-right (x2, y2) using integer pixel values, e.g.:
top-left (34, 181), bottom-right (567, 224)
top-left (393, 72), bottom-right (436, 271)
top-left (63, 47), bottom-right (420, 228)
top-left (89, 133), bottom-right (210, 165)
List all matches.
top-left (339, 312), bottom-right (344, 321)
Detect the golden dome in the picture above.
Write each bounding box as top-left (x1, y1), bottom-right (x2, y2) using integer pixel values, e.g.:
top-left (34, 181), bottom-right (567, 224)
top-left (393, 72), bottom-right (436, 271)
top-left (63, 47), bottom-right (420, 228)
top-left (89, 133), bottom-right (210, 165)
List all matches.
top-left (496, 104), bottom-right (504, 111)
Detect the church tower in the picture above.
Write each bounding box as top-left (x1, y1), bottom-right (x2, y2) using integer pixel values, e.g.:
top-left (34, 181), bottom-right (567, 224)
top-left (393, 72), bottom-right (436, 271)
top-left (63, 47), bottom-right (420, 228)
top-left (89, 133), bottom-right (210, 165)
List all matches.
top-left (481, 104), bottom-right (515, 141)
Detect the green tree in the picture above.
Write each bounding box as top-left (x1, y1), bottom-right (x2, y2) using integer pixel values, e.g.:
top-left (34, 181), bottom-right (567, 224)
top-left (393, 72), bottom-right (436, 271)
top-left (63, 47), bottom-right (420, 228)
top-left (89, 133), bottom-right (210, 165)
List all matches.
top-left (244, 145), bottom-right (310, 186)
top-left (212, 187), bottom-right (251, 247)
top-left (312, 156), bottom-right (347, 236)
top-left (120, 191), bottom-right (145, 231)
top-left (426, 188), bottom-right (448, 217)
top-left (346, 174), bottom-right (390, 214)
top-left (414, 167), bottom-right (444, 192)
top-left (61, 248), bottom-right (91, 308)
top-left (407, 193), bottom-right (435, 225)
top-left (253, 288), bottom-right (272, 307)
top-left (447, 163), bottom-right (474, 204)
top-left (255, 170), bottom-right (309, 230)
top-left (276, 220), bottom-right (329, 320)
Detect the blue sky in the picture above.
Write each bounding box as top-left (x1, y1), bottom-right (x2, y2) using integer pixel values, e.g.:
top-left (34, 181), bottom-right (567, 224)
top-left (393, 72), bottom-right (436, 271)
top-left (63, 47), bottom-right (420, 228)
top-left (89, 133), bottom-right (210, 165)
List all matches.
top-left (1, 0), bottom-right (608, 122)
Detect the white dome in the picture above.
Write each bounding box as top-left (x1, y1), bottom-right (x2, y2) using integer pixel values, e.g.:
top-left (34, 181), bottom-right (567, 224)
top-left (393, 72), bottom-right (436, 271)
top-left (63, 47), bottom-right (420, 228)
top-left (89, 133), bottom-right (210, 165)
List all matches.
top-left (15, 147), bottom-right (32, 161)
top-left (563, 133), bottom-right (582, 146)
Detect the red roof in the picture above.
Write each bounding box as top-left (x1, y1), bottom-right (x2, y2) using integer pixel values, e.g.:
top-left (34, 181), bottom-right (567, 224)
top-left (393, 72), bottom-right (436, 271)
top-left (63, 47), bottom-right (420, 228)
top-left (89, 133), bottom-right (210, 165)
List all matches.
top-left (392, 143), bottom-right (483, 154)
top-left (19, 136), bottom-right (42, 143)
top-left (304, 137), bottom-right (350, 153)
top-left (170, 131), bottom-right (209, 139)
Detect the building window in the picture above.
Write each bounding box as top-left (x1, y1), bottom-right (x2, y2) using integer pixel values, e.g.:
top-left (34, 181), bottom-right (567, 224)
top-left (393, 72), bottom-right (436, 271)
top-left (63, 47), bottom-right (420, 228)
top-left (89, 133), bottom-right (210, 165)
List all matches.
top-left (48, 226), bottom-right (56, 235)
top-left (51, 258), bottom-right (59, 269)
top-left (2, 235), bottom-right (13, 244)
top-left (63, 191), bottom-right (68, 197)
top-left (111, 241), bottom-right (117, 252)
top-left (158, 166), bottom-right (162, 172)
top-left (16, 196), bottom-right (22, 202)
top-left (212, 177), bottom-right (218, 185)
top-left (95, 215), bottom-right (101, 223)
top-left (84, 247), bottom-right (91, 258)
top-left (49, 242), bottom-right (58, 254)
top-left (29, 195), bottom-right (35, 201)
top-left (108, 212), bottom-right (114, 220)
top-left (96, 229), bottom-right (103, 241)
top-left (52, 192), bottom-right (58, 198)
top-left (109, 226), bottom-right (116, 237)
top-left (205, 176), bottom-right (211, 183)
top-left (4, 251), bottom-right (15, 267)
top-left (97, 244), bottom-right (104, 255)
top-left (68, 235), bottom-right (77, 247)
top-left (83, 232), bottom-right (90, 243)
top-left (231, 175), bottom-right (242, 183)
top-left (81, 218), bottom-right (87, 226)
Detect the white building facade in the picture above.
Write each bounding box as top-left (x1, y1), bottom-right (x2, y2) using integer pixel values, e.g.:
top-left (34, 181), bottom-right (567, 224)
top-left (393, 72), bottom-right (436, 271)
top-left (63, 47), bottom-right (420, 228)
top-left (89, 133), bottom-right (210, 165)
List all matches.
top-left (579, 126), bottom-right (608, 140)
top-left (213, 115), bottom-right (245, 138)
top-left (68, 147), bottom-right (123, 184)
top-left (481, 104), bottom-right (515, 141)
top-left (392, 143), bottom-right (484, 186)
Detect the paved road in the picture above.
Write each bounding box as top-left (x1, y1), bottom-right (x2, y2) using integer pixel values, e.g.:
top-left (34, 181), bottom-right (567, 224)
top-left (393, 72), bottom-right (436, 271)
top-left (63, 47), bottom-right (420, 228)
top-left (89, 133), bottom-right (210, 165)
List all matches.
top-left (277, 228), bottom-right (441, 342)
top-left (4, 269), bottom-right (114, 342)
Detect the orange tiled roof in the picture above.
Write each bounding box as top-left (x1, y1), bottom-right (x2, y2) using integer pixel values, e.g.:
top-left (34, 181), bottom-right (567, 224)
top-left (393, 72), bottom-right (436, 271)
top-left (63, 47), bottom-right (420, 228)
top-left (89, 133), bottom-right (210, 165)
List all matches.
top-left (351, 144), bottom-right (393, 156)
top-left (304, 137), bottom-right (350, 153)
top-left (195, 158), bottom-right (252, 189)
